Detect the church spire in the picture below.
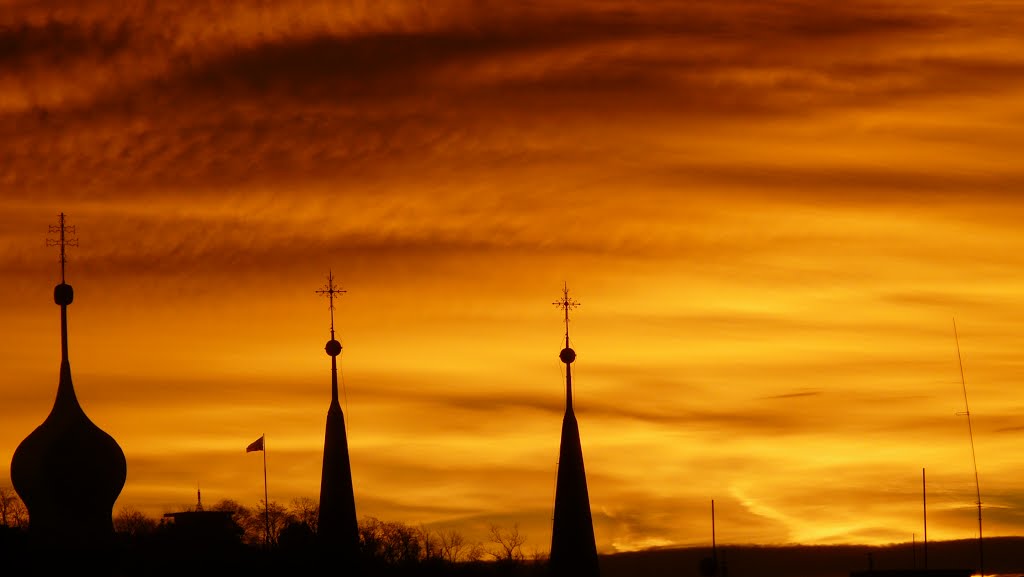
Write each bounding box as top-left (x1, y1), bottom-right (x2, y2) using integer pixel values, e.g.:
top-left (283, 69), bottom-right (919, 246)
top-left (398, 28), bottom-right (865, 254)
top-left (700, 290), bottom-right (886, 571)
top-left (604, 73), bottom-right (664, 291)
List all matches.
top-left (315, 271), bottom-right (359, 567)
top-left (549, 283), bottom-right (600, 577)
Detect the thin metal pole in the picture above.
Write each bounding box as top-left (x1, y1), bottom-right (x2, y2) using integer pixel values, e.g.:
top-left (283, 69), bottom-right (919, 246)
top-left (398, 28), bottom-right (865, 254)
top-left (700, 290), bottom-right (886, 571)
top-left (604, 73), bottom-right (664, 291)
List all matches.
top-left (923, 468), bottom-right (928, 570)
top-left (711, 499), bottom-right (717, 574)
top-left (954, 319), bottom-right (983, 577)
top-left (263, 434), bottom-right (270, 548)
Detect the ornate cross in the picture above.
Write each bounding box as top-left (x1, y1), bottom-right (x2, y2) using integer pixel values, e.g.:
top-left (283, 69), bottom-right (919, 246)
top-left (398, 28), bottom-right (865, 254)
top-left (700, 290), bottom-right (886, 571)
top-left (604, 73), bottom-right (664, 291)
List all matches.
top-left (316, 270), bottom-right (346, 338)
top-left (552, 283), bottom-right (580, 341)
top-left (46, 212), bottom-right (78, 282)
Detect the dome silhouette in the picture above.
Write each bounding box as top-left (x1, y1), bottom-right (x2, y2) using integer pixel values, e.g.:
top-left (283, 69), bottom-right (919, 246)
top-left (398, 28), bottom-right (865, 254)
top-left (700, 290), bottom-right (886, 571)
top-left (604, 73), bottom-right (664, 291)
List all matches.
top-left (10, 213), bottom-right (127, 550)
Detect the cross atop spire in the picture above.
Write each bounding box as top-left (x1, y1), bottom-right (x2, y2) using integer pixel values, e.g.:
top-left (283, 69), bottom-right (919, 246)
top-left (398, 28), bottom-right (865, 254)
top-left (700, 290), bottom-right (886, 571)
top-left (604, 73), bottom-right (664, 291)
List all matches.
top-left (46, 212), bottom-right (78, 283)
top-left (316, 270), bottom-right (347, 340)
top-left (553, 282), bottom-right (580, 346)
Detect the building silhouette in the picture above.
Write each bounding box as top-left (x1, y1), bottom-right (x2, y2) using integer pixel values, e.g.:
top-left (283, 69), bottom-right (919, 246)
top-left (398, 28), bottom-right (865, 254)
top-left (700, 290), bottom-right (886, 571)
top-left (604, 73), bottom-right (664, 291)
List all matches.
top-left (549, 285), bottom-right (600, 577)
top-left (160, 487), bottom-right (243, 549)
top-left (10, 213), bottom-right (127, 552)
top-left (315, 271), bottom-right (360, 567)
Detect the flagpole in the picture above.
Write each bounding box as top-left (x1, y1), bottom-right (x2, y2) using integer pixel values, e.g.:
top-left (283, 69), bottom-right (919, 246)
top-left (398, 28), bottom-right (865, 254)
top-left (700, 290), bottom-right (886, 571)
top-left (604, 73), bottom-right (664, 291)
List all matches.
top-left (263, 433), bottom-right (269, 548)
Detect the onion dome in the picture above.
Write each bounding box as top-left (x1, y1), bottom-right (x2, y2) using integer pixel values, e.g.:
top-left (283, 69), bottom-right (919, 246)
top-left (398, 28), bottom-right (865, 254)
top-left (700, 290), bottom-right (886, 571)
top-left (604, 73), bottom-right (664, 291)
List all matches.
top-left (9, 214), bottom-right (127, 549)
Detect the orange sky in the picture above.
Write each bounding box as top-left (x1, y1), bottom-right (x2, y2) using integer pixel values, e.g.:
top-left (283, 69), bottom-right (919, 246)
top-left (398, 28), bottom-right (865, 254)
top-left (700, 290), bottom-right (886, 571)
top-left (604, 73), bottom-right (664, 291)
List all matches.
top-left (3, 0), bottom-right (1024, 555)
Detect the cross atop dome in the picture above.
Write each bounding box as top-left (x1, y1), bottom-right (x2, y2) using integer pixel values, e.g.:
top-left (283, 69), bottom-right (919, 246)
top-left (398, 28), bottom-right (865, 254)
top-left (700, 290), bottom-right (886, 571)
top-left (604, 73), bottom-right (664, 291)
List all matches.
top-left (47, 212), bottom-right (78, 283)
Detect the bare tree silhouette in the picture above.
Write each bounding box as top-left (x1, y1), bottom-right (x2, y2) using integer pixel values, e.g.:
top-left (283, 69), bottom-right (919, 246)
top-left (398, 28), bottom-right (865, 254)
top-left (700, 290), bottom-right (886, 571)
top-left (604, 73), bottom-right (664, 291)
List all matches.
top-left (0, 486), bottom-right (28, 528)
top-left (360, 516), bottom-right (424, 566)
top-left (417, 524), bottom-right (441, 562)
top-left (440, 527), bottom-right (468, 563)
top-left (254, 500), bottom-right (292, 546)
top-left (488, 523), bottom-right (526, 563)
top-left (113, 506), bottom-right (158, 537)
top-left (289, 497), bottom-right (319, 534)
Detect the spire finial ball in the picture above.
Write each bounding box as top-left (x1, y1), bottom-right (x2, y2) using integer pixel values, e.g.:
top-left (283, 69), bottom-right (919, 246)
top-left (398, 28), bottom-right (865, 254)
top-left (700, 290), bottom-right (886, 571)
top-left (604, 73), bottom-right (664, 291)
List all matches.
top-left (54, 282), bottom-right (74, 306)
top-left (559, 347), bottom-right (576, 364)
top-left (325, 339), bottom-right (342, 357)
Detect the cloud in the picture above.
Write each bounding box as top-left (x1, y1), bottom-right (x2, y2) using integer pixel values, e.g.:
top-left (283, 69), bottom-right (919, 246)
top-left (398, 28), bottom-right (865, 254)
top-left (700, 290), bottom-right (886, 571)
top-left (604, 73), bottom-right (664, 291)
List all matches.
top-left (6, 0), bottom-right (1017, 203)
top-left (762, 390), bottom-right (821, 400)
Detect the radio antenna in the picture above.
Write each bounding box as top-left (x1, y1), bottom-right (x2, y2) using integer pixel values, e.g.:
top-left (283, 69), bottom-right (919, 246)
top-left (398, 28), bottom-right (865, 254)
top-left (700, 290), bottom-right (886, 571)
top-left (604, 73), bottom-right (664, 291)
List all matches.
top-left (953, 318), bottom-right (983, 577)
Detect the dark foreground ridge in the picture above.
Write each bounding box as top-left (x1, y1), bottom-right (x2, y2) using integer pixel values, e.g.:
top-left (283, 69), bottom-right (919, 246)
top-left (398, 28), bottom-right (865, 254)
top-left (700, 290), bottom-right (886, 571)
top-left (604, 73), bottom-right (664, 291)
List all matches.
top-left (2, 527), bottom-right (1021, 577)
top-left (599, 537), bottom-right (1024, 577)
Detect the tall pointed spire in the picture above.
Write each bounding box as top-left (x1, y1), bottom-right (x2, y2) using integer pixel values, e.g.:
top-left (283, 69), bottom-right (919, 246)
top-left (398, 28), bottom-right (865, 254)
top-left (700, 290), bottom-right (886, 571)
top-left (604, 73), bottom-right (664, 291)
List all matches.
top-left (315, 271), bottom-right (360, 566)
top-left (11, 213), bottom-right (127, 554)
top-left (549, 283), bottom-right (600, 577)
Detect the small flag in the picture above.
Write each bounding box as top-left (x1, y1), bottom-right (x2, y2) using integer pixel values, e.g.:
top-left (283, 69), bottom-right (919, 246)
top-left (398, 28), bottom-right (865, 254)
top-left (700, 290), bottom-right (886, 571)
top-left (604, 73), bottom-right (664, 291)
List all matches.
top-left (246, 435), bottom-right (264, 453)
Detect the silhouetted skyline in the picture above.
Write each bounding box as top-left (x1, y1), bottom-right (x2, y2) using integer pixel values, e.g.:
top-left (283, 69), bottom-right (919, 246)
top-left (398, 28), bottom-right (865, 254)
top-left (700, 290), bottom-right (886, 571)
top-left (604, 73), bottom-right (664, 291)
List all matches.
top-left (3, 1), bottom-right (1024, 556)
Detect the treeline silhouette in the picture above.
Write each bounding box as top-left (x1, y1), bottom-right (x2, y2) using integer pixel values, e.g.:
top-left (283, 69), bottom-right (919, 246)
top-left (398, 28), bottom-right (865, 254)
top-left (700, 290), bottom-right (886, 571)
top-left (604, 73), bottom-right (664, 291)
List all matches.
top-left (6, 487), bottom-right (1024, 577)
top-left (0, 486), bottom-right (545, 576)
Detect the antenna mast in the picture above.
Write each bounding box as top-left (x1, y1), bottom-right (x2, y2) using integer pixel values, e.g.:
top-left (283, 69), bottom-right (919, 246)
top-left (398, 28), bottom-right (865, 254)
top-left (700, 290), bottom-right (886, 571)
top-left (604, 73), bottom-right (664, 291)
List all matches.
top-left (922, 468), bottom-right (928, 569)
top-left (711, 499), bottom-right (717, 568)
top-left (953, 318), bottom-right (983, 577)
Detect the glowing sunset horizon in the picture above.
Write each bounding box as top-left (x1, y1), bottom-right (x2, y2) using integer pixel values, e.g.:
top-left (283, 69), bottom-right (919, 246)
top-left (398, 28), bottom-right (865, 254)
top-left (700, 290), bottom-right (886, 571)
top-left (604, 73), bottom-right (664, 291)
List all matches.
top-left (3, 1), bottom-right (1024, 557)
